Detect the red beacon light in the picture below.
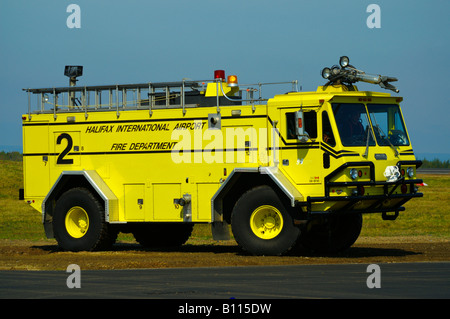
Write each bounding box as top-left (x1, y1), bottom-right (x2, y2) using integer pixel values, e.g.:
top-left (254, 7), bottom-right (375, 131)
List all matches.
top-left (214, 70), bottom-right (226, 81)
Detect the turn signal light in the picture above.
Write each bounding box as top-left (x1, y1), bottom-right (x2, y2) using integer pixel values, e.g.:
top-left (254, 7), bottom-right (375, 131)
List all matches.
top-left (401, 184), bottom-right (408, 194)
top-left (357, 185), bottom-right (365, 196)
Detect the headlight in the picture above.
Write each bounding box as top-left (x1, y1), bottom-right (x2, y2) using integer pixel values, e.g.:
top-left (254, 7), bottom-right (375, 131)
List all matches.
top-left (406, 167), bottom-right (414, 178)
top-left (350, 168), bottom-right (358, 180)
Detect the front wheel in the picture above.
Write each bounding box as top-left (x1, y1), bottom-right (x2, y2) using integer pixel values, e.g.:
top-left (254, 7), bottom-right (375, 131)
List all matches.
top-left (231, 186), bottom-right (300, 256)
top-left (53, 188), bottom-right (117, 251)
top-left (298, 213), bottom-right (362, 253)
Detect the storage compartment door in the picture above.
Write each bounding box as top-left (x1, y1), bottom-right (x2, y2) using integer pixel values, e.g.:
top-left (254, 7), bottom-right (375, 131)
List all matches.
top-left (153, 183), bottom-right (182, 221)
top-left (124, 184), bottom-right (145, 221)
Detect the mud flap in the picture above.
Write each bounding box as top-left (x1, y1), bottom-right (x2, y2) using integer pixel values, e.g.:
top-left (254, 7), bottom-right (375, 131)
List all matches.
top-left (211, 221), bottom-right (231, 240)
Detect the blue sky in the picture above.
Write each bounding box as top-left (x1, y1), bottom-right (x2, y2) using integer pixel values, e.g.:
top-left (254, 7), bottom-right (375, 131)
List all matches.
top-left (0, 0), bottom-right (449, 156)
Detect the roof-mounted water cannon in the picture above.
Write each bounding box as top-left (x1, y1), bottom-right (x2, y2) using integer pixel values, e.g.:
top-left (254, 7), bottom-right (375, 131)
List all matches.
top-left (321, 56), bottom-right (399, 93)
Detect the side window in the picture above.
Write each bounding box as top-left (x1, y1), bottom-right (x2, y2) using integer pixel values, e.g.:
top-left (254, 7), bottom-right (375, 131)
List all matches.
top-left (286, 111), bottom-right (317, 140)
top-left (322, 111), bottom-right (336, 147)
top-left (286, 112), bottom-right (296, 139)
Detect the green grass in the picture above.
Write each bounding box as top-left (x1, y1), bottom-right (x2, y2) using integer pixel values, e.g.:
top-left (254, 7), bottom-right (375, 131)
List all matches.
top-left (0, 160), bottom-right (46, 240)
top-left (361, 174), bottom-right (450, 238)
top-left (0, 160), bottom-right (448, 241)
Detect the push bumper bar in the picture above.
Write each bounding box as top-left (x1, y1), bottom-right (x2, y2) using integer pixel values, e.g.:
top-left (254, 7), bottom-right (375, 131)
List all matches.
top-left (305, 160), bottom-right (424, 218)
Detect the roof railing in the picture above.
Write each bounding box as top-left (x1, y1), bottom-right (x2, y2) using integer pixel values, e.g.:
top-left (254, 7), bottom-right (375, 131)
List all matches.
top-left (23, 78), bottom-right (298, 120)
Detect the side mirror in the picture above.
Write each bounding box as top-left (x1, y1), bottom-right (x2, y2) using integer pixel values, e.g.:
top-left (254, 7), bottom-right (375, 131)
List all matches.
top-left (295, 110), bottom-right (309, 143)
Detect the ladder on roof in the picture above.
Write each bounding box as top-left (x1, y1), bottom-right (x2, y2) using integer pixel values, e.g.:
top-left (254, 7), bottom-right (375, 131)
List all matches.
top-left (23, 78), bottom-right (299, 120)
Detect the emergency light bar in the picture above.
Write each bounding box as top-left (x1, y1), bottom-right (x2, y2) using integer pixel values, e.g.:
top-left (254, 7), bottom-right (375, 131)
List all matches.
top-left (321, 56), bottom-right (399, 93)
top-left (213, 70), bottom-right (238, 87)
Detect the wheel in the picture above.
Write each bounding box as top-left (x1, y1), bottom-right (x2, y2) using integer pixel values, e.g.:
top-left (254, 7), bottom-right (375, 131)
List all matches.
top-left (133, 223), bottom-right (194, 248)
top-left (299, 213), bottom-right (362, 253)
top-left (53, 187), bottom-right (117, 251)
top-left (231, 185), bottom-right (300, 256)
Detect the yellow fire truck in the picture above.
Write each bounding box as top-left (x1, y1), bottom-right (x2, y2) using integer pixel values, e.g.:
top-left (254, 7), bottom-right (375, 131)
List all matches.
top-left (21, 57), bottom-right (423, 255)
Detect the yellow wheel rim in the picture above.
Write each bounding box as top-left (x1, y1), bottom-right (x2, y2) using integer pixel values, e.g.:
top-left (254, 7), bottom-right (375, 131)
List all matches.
top-left (65, 206), bottom-right (89, 238)
top-left (250, 205), bottom-right (283, 240)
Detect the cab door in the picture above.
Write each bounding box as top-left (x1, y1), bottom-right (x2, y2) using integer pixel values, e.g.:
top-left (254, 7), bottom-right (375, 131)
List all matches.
top-left (278, 108), bottom-right (323, 186)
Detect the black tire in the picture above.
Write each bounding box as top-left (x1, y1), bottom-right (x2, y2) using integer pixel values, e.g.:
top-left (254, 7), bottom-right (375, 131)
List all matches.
top-left (231, 185), bottom-right (300, 256)
top-left (133, 223), bottom-right (194, 248)
top-left (299, 213), bottom-right (362, 254)
top-left (53, 187), bottom-right (117, 251)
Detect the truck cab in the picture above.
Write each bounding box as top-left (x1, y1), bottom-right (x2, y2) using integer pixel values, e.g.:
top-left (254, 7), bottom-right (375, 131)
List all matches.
top-left (271, 84), bottom-right (421, 218)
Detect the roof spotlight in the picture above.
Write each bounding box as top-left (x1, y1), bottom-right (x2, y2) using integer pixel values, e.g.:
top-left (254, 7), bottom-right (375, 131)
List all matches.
top-left (339, 56), bottom-right (350, 68)
top-left (64, 65), bottom-right (83, 86)
top-left (321, 67), bottom-right (331, 79)
top-left (64, 65), bottom-right (83, 78)
top-left (331, 65), bottom-right (340, 75)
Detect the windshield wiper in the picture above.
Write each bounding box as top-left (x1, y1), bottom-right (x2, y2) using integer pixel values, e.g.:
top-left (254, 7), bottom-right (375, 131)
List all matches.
top-left (363, 125), bottom-right (375, 158)
top-left (375, 124), bottom-right (399, 157)
top-left (370, 112), bottom-right (399, 157)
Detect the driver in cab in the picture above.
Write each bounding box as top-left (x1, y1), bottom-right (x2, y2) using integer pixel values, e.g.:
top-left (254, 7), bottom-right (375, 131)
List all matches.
top-left (341, 109), bottom-right (364, 142)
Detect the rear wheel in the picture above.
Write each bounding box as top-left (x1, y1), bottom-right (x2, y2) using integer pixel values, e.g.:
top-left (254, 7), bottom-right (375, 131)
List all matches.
top-left (231, 185), bottom-right (300, 256)
top-left (53, 188), bottom-right (117, 251)
top-left (299, 213), bottom-right (362, 253)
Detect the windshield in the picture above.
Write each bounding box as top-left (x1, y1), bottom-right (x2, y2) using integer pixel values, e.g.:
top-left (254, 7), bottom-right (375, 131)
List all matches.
top-left (332, 103), bottom-right (375, 146)
top-left (367, 104), bottom-right (410, 146)
top-left (332, 103), bottom-right (410, 147)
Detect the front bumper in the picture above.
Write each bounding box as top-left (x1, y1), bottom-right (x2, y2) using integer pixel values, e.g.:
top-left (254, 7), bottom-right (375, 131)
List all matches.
top-left (305, 160), bottom-right (424, 218)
